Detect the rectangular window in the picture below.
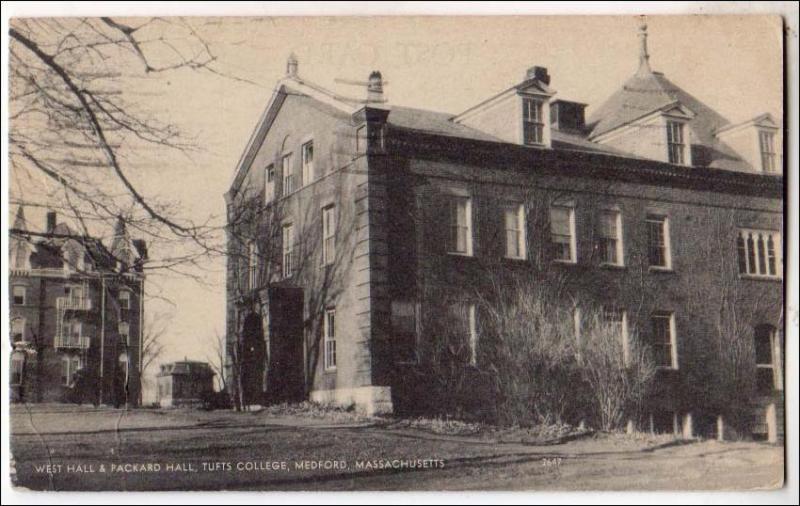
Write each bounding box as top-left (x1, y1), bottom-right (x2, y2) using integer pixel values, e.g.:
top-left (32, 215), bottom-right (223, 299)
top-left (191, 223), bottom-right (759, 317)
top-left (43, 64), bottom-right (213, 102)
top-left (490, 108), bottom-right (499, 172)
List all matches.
top-left (522, 97), bottom-right (544, 145)
top-left (282, 154), bottom-right (294, 195)
top-left (119, 290), bottom-right (130, 311)
top-left (667, 121), bottom-right (685, 164)
top-left (449, 196), bottom-right (473, 256)
top-left (119, 322), bottom-right (130, 346)
top-left (467, 304), bottom-right (477, 366)
top-left (282, 224), bottom-right (294, 278)
top-left (651, 313), bottom-right (677, 369)
top-left (550, 205), bottom-right (576, 262)
top-left (602, 307), bottom-right (629, 364)
top-left (62, 356), bottom-right (81, 386)
top-left (504, 203), bottom-right (526, 259)
top-left (302, 141), bottom-right (314, 185)
top-left (12, 285), bottom-right (26, 305)
top-left (248, 241), bottom-right (258, 289)
top-left (755, 326), bottom-right (775, 394)
top-left (324, 308), bottom-right (336, 370)
top-left (356, 125), bottom-right (367, 154)
top-left (322, 205), bottom-right (336, 265)
top-left (11, 318), bottom-right (25, 343)
top-left (646, 215), bottom-right (671, 269)
top-left (759, 130), bottom-right (776, 173)
top-left (265, 164), bottom-right (275, 202)
top-left (598, 210), bottom-right (623, 265)
top-left (737, 229), bottom-right (781, 278)
top-left (11, 355), bottom-right (23, 385)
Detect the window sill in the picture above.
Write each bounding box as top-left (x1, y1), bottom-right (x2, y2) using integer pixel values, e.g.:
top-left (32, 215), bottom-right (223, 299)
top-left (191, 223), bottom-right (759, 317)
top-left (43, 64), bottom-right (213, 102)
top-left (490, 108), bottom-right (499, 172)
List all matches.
top-left (739, 274), bottom-right (782, 282)
top-left (323, 368), bottom-right (337, 374)
top-left (599, 263), bottom-right (626, 271)
top-left (551, 259), bottom-right (577, 266)
top-left (447, 251), bottom-right (474, 258)
top-left (656, 366), bottom-right (679, 372)
top-left (649, 266), bottom-right (675, 274)
top-left (503, 255), bottom-right (527, 262)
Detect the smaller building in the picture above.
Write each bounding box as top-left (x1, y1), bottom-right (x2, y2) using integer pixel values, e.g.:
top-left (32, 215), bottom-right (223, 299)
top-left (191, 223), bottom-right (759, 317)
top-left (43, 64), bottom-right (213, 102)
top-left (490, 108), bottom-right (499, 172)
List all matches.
top-left (156, 360), bottom-right (215, 408)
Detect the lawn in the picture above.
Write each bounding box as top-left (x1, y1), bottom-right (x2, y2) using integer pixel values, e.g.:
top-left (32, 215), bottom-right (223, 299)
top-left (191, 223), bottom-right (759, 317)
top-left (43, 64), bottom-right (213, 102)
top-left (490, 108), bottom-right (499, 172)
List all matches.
top-left (9, 404), bottom-right (784, 491)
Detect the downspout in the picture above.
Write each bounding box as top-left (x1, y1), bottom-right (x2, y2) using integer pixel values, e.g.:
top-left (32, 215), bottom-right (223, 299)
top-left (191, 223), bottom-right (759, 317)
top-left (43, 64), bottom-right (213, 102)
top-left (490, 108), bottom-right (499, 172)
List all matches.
top-left (138, 275), bottom-right (144, 407)
top-left (99, 276), bottom-right (105, 404)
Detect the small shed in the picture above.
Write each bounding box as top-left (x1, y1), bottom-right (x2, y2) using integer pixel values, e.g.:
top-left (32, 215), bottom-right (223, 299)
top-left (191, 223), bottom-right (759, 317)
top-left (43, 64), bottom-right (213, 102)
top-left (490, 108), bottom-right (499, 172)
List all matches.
top-left (156, 360), bottom-right (215, 408)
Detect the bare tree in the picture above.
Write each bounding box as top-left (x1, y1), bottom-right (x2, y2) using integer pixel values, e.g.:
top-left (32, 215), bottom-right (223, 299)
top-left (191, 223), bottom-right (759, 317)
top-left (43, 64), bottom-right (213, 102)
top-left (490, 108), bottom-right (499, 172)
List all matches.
top-left (206, 330), bottom-right (228, 394)
top-left (8, 17), bottom-right (255, 278)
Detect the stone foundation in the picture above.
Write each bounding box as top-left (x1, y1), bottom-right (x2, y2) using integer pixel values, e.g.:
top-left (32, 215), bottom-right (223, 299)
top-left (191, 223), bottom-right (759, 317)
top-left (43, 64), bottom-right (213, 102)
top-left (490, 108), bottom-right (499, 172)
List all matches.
top-left (310, 386), bottom-right (393, 416)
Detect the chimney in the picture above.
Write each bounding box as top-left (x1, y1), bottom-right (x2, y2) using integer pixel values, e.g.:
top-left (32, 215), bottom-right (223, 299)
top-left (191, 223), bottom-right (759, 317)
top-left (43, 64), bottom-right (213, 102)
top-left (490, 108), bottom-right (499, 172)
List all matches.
top-left (526, 66), bottom-right (551, 86)
top-left (367, 70), bottom-right (384, 104)
top-left (286, 52), bottom-right (298, 77)
top-left (46, 211), bottom-right (57, 234)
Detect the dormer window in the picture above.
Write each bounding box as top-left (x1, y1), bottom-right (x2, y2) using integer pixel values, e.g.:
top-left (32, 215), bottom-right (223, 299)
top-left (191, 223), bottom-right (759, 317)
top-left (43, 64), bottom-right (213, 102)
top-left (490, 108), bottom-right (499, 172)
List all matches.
top-left (666, 121), bottom-right (686, 165)
top-left (759, 130), bottom-right (777, 173)
top-left (522, 97), bottom-right (545, 145)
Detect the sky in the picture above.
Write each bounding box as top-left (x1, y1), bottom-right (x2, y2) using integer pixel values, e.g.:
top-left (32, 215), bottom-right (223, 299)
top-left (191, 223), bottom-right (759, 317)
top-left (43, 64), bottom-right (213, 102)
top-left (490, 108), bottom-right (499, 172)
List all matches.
top-left (7, 15), bottom-right (784, 401)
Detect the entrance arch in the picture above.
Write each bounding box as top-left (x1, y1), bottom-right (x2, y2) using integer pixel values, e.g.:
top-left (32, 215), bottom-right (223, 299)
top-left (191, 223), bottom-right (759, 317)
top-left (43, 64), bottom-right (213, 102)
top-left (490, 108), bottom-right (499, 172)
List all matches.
top-left (240, 311), bottom-right (266, 405)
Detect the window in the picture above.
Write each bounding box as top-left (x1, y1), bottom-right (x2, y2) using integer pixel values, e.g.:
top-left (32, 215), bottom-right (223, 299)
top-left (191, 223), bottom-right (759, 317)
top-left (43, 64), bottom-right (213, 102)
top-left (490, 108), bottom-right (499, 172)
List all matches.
top-left (68, 321), bottom-right (82, 345)
top-left (119, 321), bottom-right (130, 346)
top-left (651, 313), bottom-right (677, 369)
top-left (598, 210), bottom-right (623, 266)
top-left (356, 125), bottom-right (367, 154)
top-left (602, 307), bottom-right (629, 364)
top-left (11, 354), bottom-right (24, 385)
top-left (302, 141), bottom-right (314, 185)
top-left (504, 203), bottom-right (526, 259)
top-left (737, 229), bottom-right (781, 278)
top-left (282, 154), bottom-right (294, 195)
top-left (666, 121), bottom-right (686, 164)
top-left (467, 304), bottom-right (478, 366)
top-left (392, 300), bottom-right (419, 363)
top-left (11, 318), bottom-right (25, 343)
top-left (522, 97), bottom-right (544, 145)
top-left (324, 308), bottom-right (336, 370)
top-left (448, 196), bottom-right (473, 256)
top-left (282, 224), bottom-right (294, 278)
top-left (12, 285), bottom-right (26, 305)
top-left (119, 289), bottom-right (130, 311)
top-left (119, 353), bottom-right (129, 381)
top-left (550, 205), bottom-right (576, 262)
top-left (573, 307), bottom-right (582, 344)
top-left (248, 241), bottom-right (258, 289)
top-left (759, 130), bottom-right (777, 173)
top-left (646, 215), bottom-right (672, 269)
top-left (265, 164), bottom-right (275, 202)
top-left (322, 205), bottom-right (336, 265)
top-left (755, 325), bottom-right (776, 394)
top-left (62, 356), bottom-right (81, 386)
top-left (449, 303), bottom-right (478, 366)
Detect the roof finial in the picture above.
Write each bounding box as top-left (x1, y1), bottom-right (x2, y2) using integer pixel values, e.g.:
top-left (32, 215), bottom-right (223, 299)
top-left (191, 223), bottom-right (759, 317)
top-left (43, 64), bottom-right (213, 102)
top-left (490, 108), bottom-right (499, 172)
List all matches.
top-left (637, 15), bottom-right (652, 76)
top-left (286, 52), bottom-right (298, 77)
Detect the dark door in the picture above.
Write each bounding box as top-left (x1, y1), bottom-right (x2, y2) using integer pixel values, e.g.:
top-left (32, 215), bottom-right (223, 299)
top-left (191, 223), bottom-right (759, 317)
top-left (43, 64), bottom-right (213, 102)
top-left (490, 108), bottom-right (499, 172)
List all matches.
top-left (266, 287), bottom-right (305, 403)
top-left (240, 312), bottom-right (266, 405)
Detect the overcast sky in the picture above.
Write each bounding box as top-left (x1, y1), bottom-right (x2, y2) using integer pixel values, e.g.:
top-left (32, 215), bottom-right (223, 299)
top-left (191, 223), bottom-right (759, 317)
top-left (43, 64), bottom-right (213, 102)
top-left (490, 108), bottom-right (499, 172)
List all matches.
top-left (8, 15), bottom-right (784, 399)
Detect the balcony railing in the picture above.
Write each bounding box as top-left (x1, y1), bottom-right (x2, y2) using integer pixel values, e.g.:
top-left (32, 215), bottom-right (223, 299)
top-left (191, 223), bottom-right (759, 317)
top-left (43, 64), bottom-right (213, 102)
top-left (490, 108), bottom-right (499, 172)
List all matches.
top-left (57, 295), bottom-right (92, 311)
top-left (54, 335), bottom-right (91, 349)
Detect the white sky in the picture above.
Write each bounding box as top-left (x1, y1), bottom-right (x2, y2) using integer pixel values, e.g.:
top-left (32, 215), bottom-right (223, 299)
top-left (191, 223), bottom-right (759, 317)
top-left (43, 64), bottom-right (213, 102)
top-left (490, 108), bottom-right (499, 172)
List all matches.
top-left (6, 14), bottom-right (785, 400)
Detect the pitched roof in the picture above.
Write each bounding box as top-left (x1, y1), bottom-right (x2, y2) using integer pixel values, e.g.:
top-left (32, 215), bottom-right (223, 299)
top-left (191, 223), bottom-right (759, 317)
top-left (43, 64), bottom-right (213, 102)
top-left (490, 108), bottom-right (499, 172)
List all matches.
top-left (387, 106), bottom-right (501, 142)
top-left (587, 70), bottom-right (731, 144)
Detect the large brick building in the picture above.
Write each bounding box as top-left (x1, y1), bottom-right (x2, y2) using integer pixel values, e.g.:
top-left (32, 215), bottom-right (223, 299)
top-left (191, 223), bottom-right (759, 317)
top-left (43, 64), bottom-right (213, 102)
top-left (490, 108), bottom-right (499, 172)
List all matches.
top-left (224, 26), bottom-right (783, 440)
top-left (9, 209), bottom-right (147, 407)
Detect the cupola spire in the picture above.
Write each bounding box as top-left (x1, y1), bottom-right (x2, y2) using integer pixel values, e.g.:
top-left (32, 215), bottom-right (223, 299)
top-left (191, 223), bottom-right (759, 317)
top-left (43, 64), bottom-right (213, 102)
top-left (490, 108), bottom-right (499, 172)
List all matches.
top-left (636, 15), bottom-right (652, 76)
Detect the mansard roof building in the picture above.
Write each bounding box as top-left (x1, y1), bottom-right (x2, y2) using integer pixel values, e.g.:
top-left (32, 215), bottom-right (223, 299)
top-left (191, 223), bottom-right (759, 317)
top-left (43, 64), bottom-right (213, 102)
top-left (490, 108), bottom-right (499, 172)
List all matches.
top-left (9, 209), bottom-right (147, 407)
top-left (225, 24), bottom-right (783, 442)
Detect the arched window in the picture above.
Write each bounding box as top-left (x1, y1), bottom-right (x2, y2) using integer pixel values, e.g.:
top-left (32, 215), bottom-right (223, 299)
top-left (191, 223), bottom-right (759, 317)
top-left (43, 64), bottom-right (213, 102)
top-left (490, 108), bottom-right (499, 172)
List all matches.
top-left (754, 324), bottom-right (776, 394)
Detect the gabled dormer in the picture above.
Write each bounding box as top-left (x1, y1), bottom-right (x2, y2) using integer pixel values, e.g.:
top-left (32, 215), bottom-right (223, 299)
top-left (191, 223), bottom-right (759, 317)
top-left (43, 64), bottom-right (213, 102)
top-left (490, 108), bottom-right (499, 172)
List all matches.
top-left (453, 66), bottom-right (556, 148)
top-left (715, 113), bottom-right (782, 175)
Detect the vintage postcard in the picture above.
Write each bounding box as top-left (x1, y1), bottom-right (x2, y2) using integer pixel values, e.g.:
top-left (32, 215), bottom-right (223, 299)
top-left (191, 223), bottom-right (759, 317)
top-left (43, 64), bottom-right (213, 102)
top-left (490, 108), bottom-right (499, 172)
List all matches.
top-left (3, 6), bottom-right (796, 498)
